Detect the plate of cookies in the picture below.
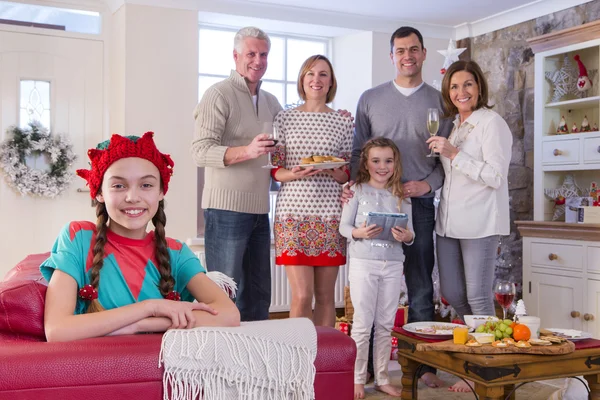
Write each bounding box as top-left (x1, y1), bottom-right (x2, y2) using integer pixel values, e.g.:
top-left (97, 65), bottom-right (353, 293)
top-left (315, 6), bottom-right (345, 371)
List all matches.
top-left (297, 155), bottom-right (348, 170)
top-left (542, 328), bottom-right (593, 341)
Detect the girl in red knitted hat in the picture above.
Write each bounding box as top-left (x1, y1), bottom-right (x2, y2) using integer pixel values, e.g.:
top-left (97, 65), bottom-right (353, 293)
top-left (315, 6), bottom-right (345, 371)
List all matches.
top-left (41, 132), bottom-right (240, 342)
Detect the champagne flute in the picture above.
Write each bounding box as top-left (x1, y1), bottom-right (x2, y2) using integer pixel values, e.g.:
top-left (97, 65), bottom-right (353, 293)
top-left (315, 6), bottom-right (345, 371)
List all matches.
top-left (426, 108), bottom-right (439, 158)
top-left (261, 122), bottom-right (279, 169)
top-left (494, 281), bottom-right (516, 320)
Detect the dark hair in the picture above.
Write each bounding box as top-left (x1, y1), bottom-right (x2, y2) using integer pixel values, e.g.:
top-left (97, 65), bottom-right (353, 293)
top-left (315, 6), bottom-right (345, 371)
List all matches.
top-left (356, 137), bottom-right (404, 207)
top-left (390, 26), bottom-right (424, 53)
top-left (85, 191), bottom-right (175, 313)
top-left (441, 60), bottom-right (492, 119)
top-left (297, 55), bottom-right (337, 104)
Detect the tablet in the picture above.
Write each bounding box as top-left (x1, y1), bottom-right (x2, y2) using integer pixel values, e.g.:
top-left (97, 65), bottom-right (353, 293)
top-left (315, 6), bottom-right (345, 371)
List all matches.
top-left (365, 212), bottom-right (409, 241)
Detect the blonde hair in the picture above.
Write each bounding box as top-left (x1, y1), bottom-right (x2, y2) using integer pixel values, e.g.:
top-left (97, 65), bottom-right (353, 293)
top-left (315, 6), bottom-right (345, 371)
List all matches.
top-left (297, 55), bottom-right (337, 104)
top-left (356, 137), bottom-right (404, 207)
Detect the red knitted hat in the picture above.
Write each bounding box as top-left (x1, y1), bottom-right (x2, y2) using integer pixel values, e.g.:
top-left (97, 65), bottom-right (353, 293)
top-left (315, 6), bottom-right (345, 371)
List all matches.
top-left (77, 131), bottom-right (174, 198)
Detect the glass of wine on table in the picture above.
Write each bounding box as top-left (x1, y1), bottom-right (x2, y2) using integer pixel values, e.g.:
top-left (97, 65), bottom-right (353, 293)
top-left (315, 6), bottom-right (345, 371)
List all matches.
top-left (261, 122), bottom-right (279, 169)
top-left (494, 281), bottom-right (516, 320)
top-left (426, 108), bottom-right (439, 158)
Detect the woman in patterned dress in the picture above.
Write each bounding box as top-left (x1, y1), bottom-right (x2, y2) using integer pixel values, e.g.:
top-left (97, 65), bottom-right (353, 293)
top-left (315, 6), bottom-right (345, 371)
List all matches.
top-left (271, 55), bottom-right (353, 327)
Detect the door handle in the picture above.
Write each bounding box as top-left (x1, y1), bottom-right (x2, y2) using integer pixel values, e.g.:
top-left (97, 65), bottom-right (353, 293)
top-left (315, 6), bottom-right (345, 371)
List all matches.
top-left (553, 149), bottom-right (562, 156)
top-left (548, 253), bottom-right (558, 261)
top-left (571, 311), bottom-right (580, 318)
top-left (584, 313), bottom-right (595, 321)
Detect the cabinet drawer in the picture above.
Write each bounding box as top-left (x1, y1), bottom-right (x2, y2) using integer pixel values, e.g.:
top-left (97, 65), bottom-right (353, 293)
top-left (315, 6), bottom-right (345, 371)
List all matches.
top-left (589, 246), bottom-right (600, 273)
top-left (583, 137), bottom-right (600, 163)
top-left (531, 242), bottom-right (583, 270)
top-left (542, 139), bottom-right (579, 165)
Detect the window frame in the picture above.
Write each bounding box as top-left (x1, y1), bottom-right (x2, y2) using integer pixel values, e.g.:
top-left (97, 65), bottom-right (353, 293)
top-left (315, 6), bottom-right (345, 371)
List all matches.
top-left (196, 25), bottom-right (331, 237)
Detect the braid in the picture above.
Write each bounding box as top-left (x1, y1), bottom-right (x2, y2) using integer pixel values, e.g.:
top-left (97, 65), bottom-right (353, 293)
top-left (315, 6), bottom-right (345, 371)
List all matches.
top-left (86, 202), bottom-right (108, 313)
top-left (153, 200), bottom-right (175, 297)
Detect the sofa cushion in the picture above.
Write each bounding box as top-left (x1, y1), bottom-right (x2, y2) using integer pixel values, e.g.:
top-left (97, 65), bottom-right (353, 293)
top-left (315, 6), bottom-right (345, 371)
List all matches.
top-left (0, 253), bottom-right (49, 340)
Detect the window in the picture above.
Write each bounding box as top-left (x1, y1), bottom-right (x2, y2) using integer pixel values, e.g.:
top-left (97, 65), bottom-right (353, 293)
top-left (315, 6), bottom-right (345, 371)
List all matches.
top-left (196, 26), bottom-right (330, 237)
top-left (20, 80), bottom-right (51, 130)
top-left (0, 1), bottom-right (101, 34)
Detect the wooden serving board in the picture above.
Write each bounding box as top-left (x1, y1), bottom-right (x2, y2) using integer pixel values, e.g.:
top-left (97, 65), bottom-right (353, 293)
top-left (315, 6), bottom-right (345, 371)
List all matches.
top-left (416, 340), bottom-right (575, 355)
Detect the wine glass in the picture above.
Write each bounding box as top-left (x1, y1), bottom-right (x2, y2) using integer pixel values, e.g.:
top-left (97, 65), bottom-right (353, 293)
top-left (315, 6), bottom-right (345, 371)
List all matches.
top-left (261, 122), bottom-right (279, 169)
top-left (494, 281), bottom-right (516, 320)
top-left (426, 108), bottom-right (439, 158)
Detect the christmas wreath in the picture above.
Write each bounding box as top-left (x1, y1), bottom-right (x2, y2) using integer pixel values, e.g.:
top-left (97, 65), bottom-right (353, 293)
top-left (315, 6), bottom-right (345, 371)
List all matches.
top-left (0, 122), bottom-right (76, 198)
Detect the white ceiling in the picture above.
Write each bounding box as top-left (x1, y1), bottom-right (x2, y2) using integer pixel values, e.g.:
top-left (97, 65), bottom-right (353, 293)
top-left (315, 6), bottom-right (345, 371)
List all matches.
top-left (232, 0), bottom-right (540, 27)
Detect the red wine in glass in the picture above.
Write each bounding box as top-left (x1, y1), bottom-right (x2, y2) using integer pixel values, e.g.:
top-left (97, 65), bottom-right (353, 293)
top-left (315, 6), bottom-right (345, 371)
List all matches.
top-left (494, 293), bottom-right (515, 308)
top-left (493, 281), bottom-right (516, 320)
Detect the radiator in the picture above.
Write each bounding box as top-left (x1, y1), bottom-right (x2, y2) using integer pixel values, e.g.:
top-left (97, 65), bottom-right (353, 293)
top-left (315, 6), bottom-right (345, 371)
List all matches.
top-left (195, 250), bottom-right (349, 313)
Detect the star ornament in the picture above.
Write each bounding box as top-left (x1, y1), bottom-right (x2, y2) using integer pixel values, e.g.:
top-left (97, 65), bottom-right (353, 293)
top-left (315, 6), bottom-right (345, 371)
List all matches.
top-left (438, 39), bottom-right (466, 74)
top-left (544, 174), bottom-right (583, 221)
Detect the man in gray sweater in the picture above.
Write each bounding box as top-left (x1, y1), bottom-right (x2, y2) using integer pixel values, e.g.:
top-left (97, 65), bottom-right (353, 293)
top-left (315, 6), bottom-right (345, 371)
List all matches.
top-left (348, 26), bottom-right (453, 387)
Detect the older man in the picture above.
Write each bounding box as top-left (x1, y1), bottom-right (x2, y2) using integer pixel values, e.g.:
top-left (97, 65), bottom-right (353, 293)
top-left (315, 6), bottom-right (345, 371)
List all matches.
top-left (191, 27), bottom-right (282, 321)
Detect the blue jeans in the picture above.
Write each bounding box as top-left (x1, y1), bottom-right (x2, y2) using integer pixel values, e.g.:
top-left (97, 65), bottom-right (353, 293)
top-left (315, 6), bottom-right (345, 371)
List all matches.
top-left (403, 197), bottom-right (436, 323)
top-left (204, 209), bottom-right (271, 321)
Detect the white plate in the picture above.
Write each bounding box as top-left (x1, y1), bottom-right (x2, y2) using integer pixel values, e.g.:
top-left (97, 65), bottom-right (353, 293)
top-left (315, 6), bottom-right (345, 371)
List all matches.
top-left (544, 328), bottom-right (594, 341)
top-left (403, 322), bottom-right (472, 339)
top-left (296, 161), bottom-right (348, 170)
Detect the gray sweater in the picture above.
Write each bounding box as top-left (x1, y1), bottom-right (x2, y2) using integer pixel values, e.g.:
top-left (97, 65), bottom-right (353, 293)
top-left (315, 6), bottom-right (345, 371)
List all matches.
top-left (339, 184), bottom-right (414, 262)
top-left (350, 82), bottom-right (453, 196)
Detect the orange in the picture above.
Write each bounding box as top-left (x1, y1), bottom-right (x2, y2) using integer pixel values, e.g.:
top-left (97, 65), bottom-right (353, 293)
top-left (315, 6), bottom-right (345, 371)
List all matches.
top-left (512, 324), bottom-right (531, 341)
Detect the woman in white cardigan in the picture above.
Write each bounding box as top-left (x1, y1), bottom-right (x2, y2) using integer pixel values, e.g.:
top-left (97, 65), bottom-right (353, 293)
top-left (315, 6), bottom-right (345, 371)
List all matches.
top-left (427, 60), bottom-right (512, 321)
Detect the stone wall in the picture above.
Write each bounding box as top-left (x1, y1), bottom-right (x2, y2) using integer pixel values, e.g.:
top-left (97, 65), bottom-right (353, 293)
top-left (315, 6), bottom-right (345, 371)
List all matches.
top-left (465, 2), bottom-right (600, 291)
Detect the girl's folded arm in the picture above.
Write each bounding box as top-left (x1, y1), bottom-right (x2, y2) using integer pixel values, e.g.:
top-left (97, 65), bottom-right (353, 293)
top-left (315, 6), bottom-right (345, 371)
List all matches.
top-left (187, 272), bottom-right (241, 328)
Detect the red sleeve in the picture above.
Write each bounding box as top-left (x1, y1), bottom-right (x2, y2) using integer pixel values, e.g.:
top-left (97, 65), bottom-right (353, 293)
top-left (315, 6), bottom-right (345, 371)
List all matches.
top-left (271, 166), bottom-right (282, 181)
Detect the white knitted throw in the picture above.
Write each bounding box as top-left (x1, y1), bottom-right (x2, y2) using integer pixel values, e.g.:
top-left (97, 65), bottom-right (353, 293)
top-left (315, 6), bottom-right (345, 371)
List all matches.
top-left (159, 318), bottom-right (317, 400)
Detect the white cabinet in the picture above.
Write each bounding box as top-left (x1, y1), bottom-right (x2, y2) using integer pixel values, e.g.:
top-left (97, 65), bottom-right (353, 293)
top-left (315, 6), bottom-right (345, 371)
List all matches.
top-left (518, 22), bottom-right (600, 339)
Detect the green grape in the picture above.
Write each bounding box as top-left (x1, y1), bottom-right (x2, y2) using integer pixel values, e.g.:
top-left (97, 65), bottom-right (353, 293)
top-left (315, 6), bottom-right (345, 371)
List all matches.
top-left (505, 327), bottom-right (513, 335)
top-left (498, 323), bottom-right (507, 332)
top-left (476, 325), bottom-right (485, 333)
top-left (503, 319), bottom-right (512, 325)
top-left (503, 332), bottom-right (511, 338)
top-left (495, 329), bottom-right (502, 339)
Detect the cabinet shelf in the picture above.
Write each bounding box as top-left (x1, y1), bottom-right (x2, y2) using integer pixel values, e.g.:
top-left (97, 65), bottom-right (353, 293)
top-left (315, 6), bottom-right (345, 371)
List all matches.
top-left (545, 96), bottom-right (600, 110)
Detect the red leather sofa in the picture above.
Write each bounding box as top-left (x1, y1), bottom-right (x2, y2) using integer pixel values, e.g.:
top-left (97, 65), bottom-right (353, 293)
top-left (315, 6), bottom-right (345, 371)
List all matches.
top-left (0, 253), bottom-right (356, 400)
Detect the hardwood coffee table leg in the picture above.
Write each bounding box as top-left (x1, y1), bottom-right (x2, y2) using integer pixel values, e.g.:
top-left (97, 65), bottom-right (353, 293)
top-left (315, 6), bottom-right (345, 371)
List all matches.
top-left (585, 374), bottom-right (600, 399)
top-left (398, 355), bottom-right (420, 400)
top-left (474, 382), bottom-right (504, 400)
top-left (503, 383), bottom-right (516, 400)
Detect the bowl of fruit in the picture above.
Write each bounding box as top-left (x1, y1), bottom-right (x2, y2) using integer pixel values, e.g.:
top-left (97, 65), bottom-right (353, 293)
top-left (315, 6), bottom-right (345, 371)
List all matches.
top-left (463, 315), bottom-right (499, 330)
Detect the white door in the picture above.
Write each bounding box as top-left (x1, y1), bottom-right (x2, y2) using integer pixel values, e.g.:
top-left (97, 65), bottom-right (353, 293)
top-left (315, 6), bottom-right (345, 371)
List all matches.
top-left (0, 30), bottom-right (104, 278)
top-left (528, 271), bottom-right (583, 331)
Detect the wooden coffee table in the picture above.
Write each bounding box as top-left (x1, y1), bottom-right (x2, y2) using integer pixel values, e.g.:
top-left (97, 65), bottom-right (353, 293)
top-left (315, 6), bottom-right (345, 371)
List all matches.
top-left (393, 330), bottom-right (600, 399)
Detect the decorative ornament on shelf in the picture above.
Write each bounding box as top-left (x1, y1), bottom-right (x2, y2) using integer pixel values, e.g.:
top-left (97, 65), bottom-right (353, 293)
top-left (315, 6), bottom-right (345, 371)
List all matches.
top-left (594, 122), bottom-right (599, 131)
top-left (574, 54), bottom-right (592, 92)
top-left (545, 55), bottom-right (579, 103)
top-left (432, 39), bottom-right (466, 91)
top-left (557, 115), bottom-right (569, 134)
top-left (571, 122), bottom-right (579, 133)
top-left (0, 122), bottom-right (77, 198)
top-left (544, 174), bottom-right (584, 221)
top-left (581, 115), bottom-right (592, 132)
top-left (514, 299), bottom-right (527, 322)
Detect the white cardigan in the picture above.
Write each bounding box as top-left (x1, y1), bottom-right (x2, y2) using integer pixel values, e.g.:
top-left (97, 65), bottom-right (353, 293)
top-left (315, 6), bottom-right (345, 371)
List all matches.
top-left (436, 108), bottom-right (513, 239)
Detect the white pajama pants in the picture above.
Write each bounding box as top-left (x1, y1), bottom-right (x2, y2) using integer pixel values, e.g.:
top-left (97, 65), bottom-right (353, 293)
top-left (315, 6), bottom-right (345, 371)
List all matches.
top-left (348, 258), bottom-right (403, 386)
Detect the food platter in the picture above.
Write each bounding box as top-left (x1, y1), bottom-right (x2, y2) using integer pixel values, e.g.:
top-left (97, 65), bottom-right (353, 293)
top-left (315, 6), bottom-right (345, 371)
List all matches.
top-left (543, 328), bottom-right (593, 341)
top-left (403, 322), bottom-right (472, 339)
top-left (296, 161), bottom-right (348, 170)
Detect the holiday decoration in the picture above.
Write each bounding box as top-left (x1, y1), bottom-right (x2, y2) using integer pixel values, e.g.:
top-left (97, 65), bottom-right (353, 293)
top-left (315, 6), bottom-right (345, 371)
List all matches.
top-left (545, 55), bottom-right (579, 103)
top-left (0, 122), bottom-right (76, 198)
top-left (574, 54), bottom-right (592, 92)
top-left (594, 122), bottom-right (599, 131)
top-left (581, 115), bottom-right (592, 132)
top-left (544, 174), bottom-right (584, 221)
top-left (571, 122), bottom-right (579, 133)
top-left (432, 39), bottom-right (467, 91)
top-left (438, 39), bottom-right (466, 75)
top-left (557, 115), bottom-right (569, 134)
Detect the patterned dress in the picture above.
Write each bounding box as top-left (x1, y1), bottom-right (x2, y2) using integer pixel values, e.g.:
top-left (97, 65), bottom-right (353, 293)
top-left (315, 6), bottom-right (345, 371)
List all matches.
top-left (271, 110), bottom-right (354, 266)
